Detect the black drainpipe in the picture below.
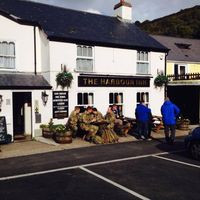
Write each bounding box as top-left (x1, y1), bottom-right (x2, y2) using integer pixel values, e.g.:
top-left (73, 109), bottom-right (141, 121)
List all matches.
top-left (33, 26), bottom-right (37, 75)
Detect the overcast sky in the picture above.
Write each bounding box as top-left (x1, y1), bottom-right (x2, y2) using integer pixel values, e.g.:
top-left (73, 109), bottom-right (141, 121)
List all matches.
top-left (29, 0), bottom-right (200, 22)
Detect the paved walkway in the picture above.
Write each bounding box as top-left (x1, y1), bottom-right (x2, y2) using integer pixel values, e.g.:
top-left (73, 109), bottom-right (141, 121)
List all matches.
top-left (0, 128), bottom-right (190, 159)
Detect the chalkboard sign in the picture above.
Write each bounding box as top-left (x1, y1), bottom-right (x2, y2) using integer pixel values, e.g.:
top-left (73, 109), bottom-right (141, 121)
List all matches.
top-left (0, 116), bottom-right (7, 135)
top-left (53, 91), bottom-right (69, 119)
top-left (0, 116), bottom-right (8, 144)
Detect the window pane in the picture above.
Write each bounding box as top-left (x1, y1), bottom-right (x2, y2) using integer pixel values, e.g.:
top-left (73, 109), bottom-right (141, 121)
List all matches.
top-left (109, 93), bottom-right (113, 104)
top-left (140, 52), bottom-right (144, 61)
top-left (2, 42), bottom-right (7, 55)
top-left (88, 47), bottom-right (92, 57)
top-left (0, 42), bottom-right (3, 55)
top-left (117, 93), bottom-right (123, 103)
top-left (83, 93), bottom-right (88, 104)
top-left (77, 46), bottom-right (82, 56)
top-left (137, 52), bottom-right (140, 60)
top-left (82, 46), bottom-right (87, 57)
top-left (88, 93), bottom-right (93, 104)
top-left (77, 93), bottom-right (82, 105)
top-left (114, 93), bottom-right (118, 104)
top-left (145, 92), bottom-right (149, 102)
top-left (137, 92), bottom-right (140, 103)
top-left (137, 63), bottom-right (149, 74)
top-left (9, 42), bottom-right (15, 56)
top-left (144, 52), bottom-right (148, 61)
top-left (180, 66), bottom-right (185, 75)
top-left (0, 57), bottom-right (4, 67)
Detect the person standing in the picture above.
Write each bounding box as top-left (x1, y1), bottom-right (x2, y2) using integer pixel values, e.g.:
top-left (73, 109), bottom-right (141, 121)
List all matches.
top-left (135, 101), bottom-right (151, 140)
top-left (161, 97), bottom-right (180, 145)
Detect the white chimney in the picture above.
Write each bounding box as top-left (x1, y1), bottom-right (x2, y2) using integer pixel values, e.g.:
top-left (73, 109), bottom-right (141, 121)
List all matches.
top-left (114, 0), bottom-right (132, 22)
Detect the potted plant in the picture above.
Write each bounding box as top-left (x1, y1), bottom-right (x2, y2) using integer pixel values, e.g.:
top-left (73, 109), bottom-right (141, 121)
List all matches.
top-left (154, 74), bottom-right (168, 88)
top-left (53, 124), bottom-right (72, 144)
top-left (56, 66), bottom-right (73, 90)
top-left (40, 118), bottom-right (54, 138)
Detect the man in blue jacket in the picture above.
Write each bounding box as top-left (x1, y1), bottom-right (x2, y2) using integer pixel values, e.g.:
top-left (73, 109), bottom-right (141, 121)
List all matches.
top-left (135, 101), bottom-right (151, 140)
top-left (161, 97), bottom-right (180, 144)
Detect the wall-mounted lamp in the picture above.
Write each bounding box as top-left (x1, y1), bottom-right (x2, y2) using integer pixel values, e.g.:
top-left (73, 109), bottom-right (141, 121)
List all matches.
top-left (0, 95), bottom-right (3, 112)
top-left (41, 91), bottom-right (48, 106)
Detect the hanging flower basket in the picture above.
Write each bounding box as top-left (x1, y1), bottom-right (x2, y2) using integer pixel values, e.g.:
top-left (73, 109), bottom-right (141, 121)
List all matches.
top-left (154, 74), bottom-right (168, 87)
top-left (56, 69), bottom-right (73, 90)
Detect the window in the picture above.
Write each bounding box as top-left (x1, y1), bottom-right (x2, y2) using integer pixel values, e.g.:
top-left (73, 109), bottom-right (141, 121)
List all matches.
top-left (136, 51), bottom-right (149, 74)
top-left (77, 93), bottom-right (94, 108)
top-left (76, 45), bottom-right (93, 72)
top-left (174, 64), bottom-right (187, 76)
top-left (0, 41), bottom-right (15, 69)
top-left (136, 92), bottom-right (149, 107)
top-left (109, 92), bottom-right (123, 116)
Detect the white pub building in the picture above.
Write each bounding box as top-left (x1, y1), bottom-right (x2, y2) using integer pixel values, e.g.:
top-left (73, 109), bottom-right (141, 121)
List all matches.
top-left (0, 0), bottom-right (168, 140)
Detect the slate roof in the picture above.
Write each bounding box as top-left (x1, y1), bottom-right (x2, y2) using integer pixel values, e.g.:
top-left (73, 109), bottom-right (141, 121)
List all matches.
top-left (152, 35), bottom-right (200, 62)
top-left (0, 74), bottom-right (52, 89)
top-left (0, 0), bottom-right (168, 52)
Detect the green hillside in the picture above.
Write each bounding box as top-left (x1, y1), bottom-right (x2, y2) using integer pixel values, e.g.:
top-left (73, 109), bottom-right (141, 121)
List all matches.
top-left (137, 5), bottom-right (200, 39)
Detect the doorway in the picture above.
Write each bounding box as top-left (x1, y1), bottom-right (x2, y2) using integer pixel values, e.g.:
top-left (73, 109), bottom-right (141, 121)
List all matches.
top-left (167, 86), bottom-right (199, 124)
top-left (13, 92), bottom-right (32, 140)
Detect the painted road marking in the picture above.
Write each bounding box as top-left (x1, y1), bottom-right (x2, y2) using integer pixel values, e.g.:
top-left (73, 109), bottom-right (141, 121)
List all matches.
top-left (153, 155), bottom-right (200, 169)
top-left (80, 166), bottom-right (151, 200)
top-left (0, 150), bottom-right (184, 181)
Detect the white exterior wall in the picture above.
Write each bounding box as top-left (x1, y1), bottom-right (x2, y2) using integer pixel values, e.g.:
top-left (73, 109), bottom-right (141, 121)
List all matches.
top-left (0, 16), bottom-right (53, 138)
top-left (0, 15), bottom-right (35, 72)
top-left (49, 41), bottom-right (165, 119)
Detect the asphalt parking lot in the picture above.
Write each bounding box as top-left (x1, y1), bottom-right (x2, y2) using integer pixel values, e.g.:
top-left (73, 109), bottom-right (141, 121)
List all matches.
top-left (0, 138), bottom-right (199, 200)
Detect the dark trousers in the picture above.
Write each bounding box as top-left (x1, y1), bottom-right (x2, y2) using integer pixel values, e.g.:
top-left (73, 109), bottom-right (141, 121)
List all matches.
top-left (164, 124), bottom-right (176, 143)
top-left (137, 121), bottom-right (148, 139)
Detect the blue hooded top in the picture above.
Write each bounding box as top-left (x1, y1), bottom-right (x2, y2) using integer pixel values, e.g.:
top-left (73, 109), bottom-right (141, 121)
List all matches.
top-left (161, 100), bottom-right (180, 125)
top-left (135, 104), bottom-right (151, 122)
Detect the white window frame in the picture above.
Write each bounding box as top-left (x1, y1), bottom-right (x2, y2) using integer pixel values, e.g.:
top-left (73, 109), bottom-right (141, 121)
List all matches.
top-left (76, 45), bottom-right (94, 72)
top-left (136, 92), bottom-right (149, 107)
top-left (77, 92), bottom-right (94, 107)
top-left (109, 92), bottom-right (124, 116)
top-left (136, 51), bottom-right (150, 75)
top-left (0, 41), bottom-right (16, 69)
top-left (174, 64), bottom-right (188, 75)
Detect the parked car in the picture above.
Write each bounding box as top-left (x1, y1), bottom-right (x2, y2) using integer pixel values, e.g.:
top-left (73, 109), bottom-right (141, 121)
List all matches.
top-left (184, 127), bottom-right (200, 160)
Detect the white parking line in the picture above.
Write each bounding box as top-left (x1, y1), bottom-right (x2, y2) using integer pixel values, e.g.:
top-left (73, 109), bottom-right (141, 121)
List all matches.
top-left (80, 166), bottom-right (151, 200)
top-left (153, 155), bottom-right (200, 169)
top-left (0, 150), bottom-right (184, 181)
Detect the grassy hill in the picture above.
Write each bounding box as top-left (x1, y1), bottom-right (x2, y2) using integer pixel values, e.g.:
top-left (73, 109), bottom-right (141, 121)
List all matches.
top-left (137, 5), bottom-right (200, 39)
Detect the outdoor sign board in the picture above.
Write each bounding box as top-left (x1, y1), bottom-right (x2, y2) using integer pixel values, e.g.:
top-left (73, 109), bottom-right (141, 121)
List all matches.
top-left (0, 116), bottom-right (7, 142)
top-left (78, 75), bottom-right (150, 87)
top-left (53, 91), bottom-right (68, 119)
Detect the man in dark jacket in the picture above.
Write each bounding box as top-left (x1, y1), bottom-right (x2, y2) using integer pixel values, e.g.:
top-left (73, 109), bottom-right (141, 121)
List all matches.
top-left (135, 101), bottom-right (151, 140)
top-left (161, 97), bottom-right (180, 144)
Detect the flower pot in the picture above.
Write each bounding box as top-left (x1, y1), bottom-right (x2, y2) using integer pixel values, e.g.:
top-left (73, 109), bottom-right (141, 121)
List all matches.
top-left (42, 128), bottom-right (54, 138)
top-left (177, 119), bottom-right (190, 130)
top-left (54, 131), bottom-right (72, 144)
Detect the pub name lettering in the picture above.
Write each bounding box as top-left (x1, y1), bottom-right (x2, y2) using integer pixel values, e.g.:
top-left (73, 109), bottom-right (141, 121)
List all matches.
top-left (81, 77), bottom-right (149, 87)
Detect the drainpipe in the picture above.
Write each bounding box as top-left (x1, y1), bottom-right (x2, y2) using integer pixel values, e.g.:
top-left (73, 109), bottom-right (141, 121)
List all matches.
top-left (33, 26), bottom-right (37, 75)
top-left (164, 52), bottom-right (168, 98)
